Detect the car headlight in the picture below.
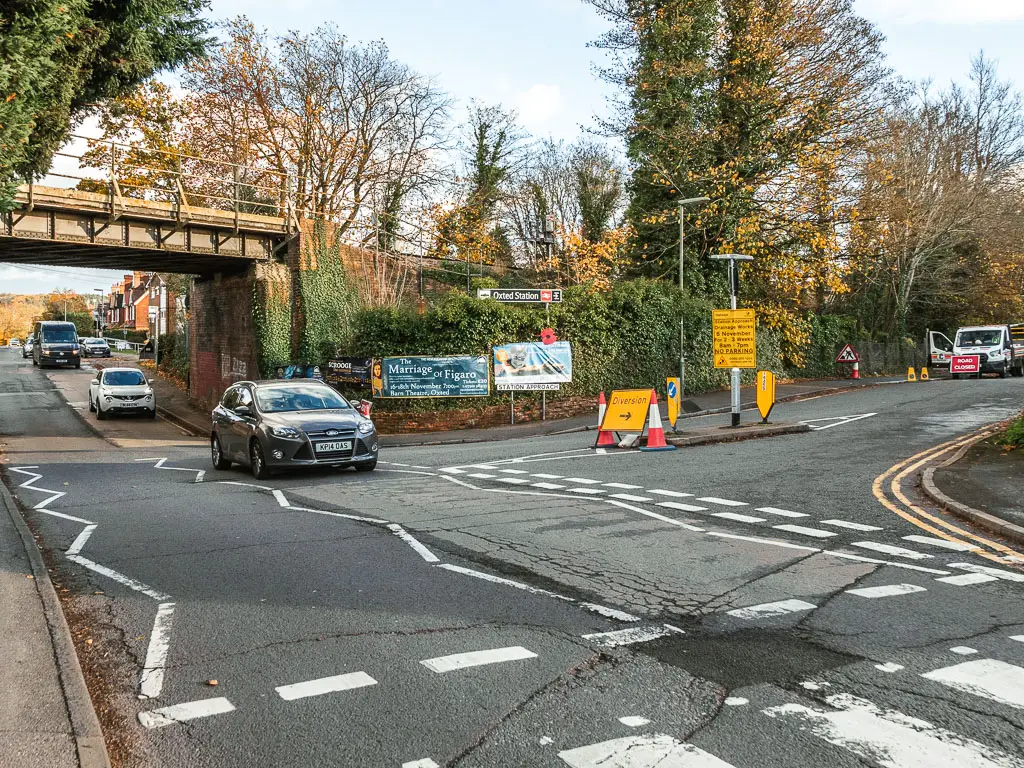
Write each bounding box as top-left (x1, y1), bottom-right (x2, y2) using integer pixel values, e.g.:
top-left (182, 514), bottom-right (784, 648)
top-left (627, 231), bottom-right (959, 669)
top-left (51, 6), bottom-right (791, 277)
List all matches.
top-left (270, 426), bottom-right (302, 438)
top-left (105, 396), bottom-right (112, 402)
top-left (358, 420), bottom-right (375, 434)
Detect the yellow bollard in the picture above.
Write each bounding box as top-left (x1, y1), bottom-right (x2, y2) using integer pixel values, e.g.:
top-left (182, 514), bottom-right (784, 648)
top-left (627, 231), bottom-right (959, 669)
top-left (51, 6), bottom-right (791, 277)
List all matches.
top-left (907, 367), bottom-right (917, 382)
top-left (920, 367), bottom-right (929, 381)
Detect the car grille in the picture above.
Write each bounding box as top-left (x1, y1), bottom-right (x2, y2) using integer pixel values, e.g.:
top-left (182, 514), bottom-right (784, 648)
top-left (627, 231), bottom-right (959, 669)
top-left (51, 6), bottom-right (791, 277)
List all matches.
top-left (306, 429), bottom-right (356, 438)
top-left (117, 395), bottom-right (145, 401)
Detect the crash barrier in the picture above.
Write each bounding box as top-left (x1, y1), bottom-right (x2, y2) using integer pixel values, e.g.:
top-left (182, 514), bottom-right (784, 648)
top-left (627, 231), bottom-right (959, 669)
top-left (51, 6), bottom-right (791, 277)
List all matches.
top-left (594, 388), bottom-right (676, 452)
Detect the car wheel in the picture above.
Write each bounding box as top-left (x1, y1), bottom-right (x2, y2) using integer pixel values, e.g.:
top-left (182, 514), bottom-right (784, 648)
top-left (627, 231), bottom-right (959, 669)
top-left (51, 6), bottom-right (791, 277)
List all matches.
top-left (250, 440), bottom-right (271, 480)
top-left (96, 404), bottom-right (106, 420)
top-left (354, 460), bottom-right (377, 472)
top-left (999, 362), bottom-right (1009, 378)
top-left (88, 396), bottom-right (95, 413)
top-left (147, 408), bottom-right (156, 419)
top-left (74, 362), bottom-right (81, 369)
top-left (211, 434), bottom-right (231, 470)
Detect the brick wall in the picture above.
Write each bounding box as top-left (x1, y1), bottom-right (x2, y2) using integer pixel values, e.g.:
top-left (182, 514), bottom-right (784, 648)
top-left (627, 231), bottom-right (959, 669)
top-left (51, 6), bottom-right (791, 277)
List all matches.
top-left (370, 396), bottom-right (597, 435)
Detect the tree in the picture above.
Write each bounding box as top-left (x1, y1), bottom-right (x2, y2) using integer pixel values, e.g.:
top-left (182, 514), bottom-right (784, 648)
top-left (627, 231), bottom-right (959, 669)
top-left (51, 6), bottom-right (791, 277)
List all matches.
top-left (41, 289), bottom-right (93, 335)
top-left (0, 295), bottom-right (43, 339)
top-left (0, 1), bottom-right (211, 209)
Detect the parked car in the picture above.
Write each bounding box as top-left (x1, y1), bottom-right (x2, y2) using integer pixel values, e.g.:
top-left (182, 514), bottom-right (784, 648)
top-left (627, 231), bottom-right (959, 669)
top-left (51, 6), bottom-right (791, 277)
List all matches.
top-left (32, 321), bottom-right (81, 368)
top-left (950, 325), bottom-right (1023, 378)
top-left (88, 367), bottom-right (156, 419)
top-left (210, 380), bottom-right (378, 479)
top-left (22, 337), bottom-right (34, 358)
top-left (8, 338), bottom-right (21, 347)
top-left (81, 337), bottom-right (111, 357)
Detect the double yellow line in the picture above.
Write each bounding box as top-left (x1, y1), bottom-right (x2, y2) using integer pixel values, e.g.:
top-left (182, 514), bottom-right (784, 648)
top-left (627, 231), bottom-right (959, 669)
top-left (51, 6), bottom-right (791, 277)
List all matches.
top-left (872, 427), bottom-right (1024, 565)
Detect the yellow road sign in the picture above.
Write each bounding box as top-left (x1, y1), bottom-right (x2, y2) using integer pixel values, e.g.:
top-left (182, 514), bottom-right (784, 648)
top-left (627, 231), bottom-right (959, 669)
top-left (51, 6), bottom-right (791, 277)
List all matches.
top-left (756, 370), bottom-right (776, 421)
top-left (600, 389), bottom-right (653, 432)
top-left (666, 377), bottom-right (680, 428)
top-left (712, 309), bottom-right (757, 369)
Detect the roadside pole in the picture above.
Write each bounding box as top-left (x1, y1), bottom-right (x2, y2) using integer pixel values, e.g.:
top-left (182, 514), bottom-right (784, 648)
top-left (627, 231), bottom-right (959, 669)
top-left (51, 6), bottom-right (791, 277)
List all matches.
top-left (710, 253), bottom-right (754, 428)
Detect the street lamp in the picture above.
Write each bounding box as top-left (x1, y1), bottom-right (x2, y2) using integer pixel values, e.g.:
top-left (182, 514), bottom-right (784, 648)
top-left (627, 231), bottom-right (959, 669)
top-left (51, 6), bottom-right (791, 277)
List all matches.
top-left (93, 289), bottom-right (103, 335)
top-left (710, 253), bottom-right (754, 427)
top-left (678, 196), bottom-right (709, 399)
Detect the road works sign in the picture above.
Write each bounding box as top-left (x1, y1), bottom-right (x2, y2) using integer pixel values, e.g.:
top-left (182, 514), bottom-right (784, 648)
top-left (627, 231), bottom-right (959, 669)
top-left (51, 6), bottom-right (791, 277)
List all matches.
top-left (756, 370), bottom-right (776, 422)
top-left (835, 344), bottom-right (860, 363)
top-left (599, 389), bottom-right (653, 432)
top-left (712, 309), bottom-right (757, 369)
top-left (951, 355), bottom-right (980, 374)
top-left (666, 377), bottom-right (680, 428)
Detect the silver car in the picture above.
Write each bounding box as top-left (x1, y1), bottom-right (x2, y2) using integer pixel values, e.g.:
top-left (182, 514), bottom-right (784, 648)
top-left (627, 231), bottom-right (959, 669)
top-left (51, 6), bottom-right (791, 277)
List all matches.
top-left (210, 380), bottom-right (378, 479)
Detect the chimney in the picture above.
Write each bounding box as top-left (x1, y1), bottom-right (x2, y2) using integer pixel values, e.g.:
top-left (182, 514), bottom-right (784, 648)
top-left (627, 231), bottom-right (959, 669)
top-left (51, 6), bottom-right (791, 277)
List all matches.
top-left (124, 274), bottom-right (134, 289)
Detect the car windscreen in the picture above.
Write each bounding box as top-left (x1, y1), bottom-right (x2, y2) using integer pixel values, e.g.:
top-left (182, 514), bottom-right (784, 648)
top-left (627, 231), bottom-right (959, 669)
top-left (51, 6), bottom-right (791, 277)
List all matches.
top-left (102, 370), bottom-right (146, 386)
top-left (86, 339), bottom-right (106, 345)
top-left (956, 330), bottom-right (1002, 347)
top-left (41, 326), bottom-right (78, 343)
top-left (255, 385), bottom-right (350, 413)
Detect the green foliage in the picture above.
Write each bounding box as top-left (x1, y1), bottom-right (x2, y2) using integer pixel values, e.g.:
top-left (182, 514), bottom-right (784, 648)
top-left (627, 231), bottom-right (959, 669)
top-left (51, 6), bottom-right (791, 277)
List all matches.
top-left (298, 221), bottom-right (360, 362)
top-left (0, 1), bottom-right (211, 208)
top-left (794, 315), bottom-right (859, 379)
top-left (156, 332), bottom-right (189, 379)
top-left (1001, 415), bottom-right (1024, 451)
top-left (252, 279), bottom-right (291, 378)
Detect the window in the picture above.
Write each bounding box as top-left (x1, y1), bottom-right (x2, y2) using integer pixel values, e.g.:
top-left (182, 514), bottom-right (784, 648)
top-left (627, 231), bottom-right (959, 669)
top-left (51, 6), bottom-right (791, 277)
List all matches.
top-left (237, 388), bottom-right (253, 408)
top-left (41, 325), bottom-right (78, 343)
top-left (254, 384), bottom-right (350, 413)
top-left (956, 330), bottom-right (1002, 347)
top-left (102, 370), bottom-right (146, 386)
top-left (221, 388), bottom-right (239, 410)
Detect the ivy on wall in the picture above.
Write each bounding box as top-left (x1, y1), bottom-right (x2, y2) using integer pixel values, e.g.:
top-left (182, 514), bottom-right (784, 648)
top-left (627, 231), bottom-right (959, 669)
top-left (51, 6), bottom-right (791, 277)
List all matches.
top-left (252, 264), bottom-right (292, 377)
top-left (298, 220), bottom-right (360, 362)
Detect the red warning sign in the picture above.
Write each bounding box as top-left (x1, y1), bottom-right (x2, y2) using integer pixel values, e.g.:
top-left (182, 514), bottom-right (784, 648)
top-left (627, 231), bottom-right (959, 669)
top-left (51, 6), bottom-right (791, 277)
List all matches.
top-left (835, 344), bottom-right (860, 363)
top-left (950, 355), bottom-right (980, 374)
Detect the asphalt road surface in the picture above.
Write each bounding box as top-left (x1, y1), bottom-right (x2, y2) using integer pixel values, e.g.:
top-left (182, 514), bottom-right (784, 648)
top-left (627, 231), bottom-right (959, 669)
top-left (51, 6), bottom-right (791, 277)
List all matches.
top-left (2, 346), bottom-right (1023, 768)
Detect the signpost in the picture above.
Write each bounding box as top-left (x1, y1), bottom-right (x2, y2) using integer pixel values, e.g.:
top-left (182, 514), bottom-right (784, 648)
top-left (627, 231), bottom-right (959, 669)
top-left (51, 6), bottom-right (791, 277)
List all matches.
top-left (756, 370), bottom-right (776, 423)
top-left (666, 377), bottom-right (680, 429)
top-left (712, 309), bottom-right (757, 369)
top-left (476, 288), bottom-right (562, 303)
top-left (377, 356), bottom-right (490, 398)
top-left (599, 389), bottom-right (653, 433)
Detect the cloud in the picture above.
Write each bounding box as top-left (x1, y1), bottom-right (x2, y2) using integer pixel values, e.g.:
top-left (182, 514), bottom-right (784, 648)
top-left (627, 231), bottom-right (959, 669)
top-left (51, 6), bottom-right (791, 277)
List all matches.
top-left (514, 84), bottom-right (563, 136)
top-left (856, 0), bottom-right (1024, 25)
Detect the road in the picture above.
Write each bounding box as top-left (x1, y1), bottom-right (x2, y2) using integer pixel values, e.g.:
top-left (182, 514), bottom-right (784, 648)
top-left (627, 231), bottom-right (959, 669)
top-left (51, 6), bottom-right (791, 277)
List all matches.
top-left (1, 345), bottom-right (1023, 768)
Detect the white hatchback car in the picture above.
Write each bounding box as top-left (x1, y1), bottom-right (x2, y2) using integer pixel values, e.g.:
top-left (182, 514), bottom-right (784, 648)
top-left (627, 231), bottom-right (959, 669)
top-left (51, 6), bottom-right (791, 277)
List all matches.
top-left (88, 367), bottom-right (156, 419)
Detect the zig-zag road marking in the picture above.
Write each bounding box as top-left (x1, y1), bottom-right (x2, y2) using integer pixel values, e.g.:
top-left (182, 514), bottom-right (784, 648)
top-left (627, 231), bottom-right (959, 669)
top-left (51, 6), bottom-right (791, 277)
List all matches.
top-left (10, 466), bottom-right (69, 511)
top-left (135, 457), bottom-right (205, 483)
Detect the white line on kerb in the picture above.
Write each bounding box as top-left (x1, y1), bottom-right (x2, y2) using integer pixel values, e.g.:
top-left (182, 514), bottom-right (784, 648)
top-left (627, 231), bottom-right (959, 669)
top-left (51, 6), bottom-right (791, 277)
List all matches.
top-left (386, 524), bottom-right (439, 563)
top-left (139, 603), bottom-right (176, 699)
top-left (65, 524), bottom-right (97, 556)
top-left (272, 489), bottom-right (289, 507)
top-left (728, 599), bottom-right (816, 620)
top-left (420, 646), bottom-right (537, 673)
top-left (66, 555), bottom-right (171, 601)
top-left (138, 697), bottom-right (235, 729)
top-left (276, 671), bottom-right (378, 701)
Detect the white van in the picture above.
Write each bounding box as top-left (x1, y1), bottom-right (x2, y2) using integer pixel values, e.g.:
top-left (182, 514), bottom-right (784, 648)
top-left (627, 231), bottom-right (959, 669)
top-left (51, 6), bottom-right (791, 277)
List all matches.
top-left (947, 325), bottom-right (1022, 378)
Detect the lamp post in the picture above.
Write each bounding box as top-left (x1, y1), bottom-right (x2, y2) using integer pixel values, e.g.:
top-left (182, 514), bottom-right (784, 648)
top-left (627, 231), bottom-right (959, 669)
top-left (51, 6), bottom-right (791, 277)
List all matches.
top-left (710, 253), bottom-right (754, 427)
top-left (677, 196), bottom-right (709, 399)
top-left (93, 289), bottom-right (103, 335)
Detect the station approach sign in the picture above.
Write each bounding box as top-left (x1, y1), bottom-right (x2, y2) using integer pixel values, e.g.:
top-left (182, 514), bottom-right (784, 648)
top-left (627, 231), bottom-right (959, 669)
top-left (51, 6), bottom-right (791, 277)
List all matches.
top-left (477, 288), bottom-right (562, 304)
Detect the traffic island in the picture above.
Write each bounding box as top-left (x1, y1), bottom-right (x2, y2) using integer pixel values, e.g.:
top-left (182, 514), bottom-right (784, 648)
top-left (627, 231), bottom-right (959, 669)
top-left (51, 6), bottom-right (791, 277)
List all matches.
top-left (665, 421), bottom-right (810, 447)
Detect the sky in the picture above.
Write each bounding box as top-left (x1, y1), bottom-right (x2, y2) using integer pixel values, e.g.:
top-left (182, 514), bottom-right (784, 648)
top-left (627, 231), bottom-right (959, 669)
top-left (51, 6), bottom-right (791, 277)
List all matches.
top-left (5, 0), bottom-right (1024, 295)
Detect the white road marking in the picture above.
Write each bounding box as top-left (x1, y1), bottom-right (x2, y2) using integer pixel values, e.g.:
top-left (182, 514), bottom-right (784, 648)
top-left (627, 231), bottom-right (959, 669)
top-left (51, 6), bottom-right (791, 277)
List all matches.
top-left (494, 477), bottom-right (532, 485)
top-left (609, 493), bottom-right (653, 502)
top-left (612, 502), bottom-right (706, 533)
top-left (850, 541), bottom-right (933, 560)
top-left (727, 599), bottom-right (816, 620)
top-left (567, 487), bottom-right (606, 495)
top-left (949, 563), bottom-right (1024, 583)
top-left (499, 468), bottom-right (530, 474)
top-left (32, 508), bottom-right (94, 524)
top-left (67, 555), bottom-right (171, 601)
top-left (139, 603), bottom-right (176, 699)
top-left (9, 467), bottom-right (67, 510)
top-left (215, 481), bottom-right (272, 490)
top-left (65, 524), bottom-right (97, 556)
top-left (436, 564), bottom-right (573, 601)
top-left (820, 520), bottom-right (883, 532)
top-left (708, 532), bottom-right (821, 553)
top-left (385, 524), bottom-right (439, 563)
top-left (712, 512), bottom-right (767, 523)
top-left (532, 482), bottom-right (566, 490)
top-left (875, 662), bottom-right (905, 673)
top-left (276, 671), bottom-right (378, 701)
top-left (903, 535), bottom-right (977, 551)
top-left (763, 692), bottom-right (1023, 768)
top-left (438, 467), bottom-right (464, 474)
top-left (936, 573), bottom-right (999, 586)
top-left (539, 737), bottom-right (554, 746)
top-left (604, 482), bottom-right (643, 489)
top-left (799, 413), bottom-right (877, 431)
top-left (558, 734), bottom-right (736, 768)
top-left (420, 646), bottom-right (537, 673)
top-left (287, 506), bottom-right (389, 524)
top-left (619, 716), bottom-right (651, 727)
top-left (649, 489), bottom-right (695, 498)
top-left (1010, 636), bottom-right (1024, 643)
top-left (772, 524), bottom-right (837, 539)
top-left (823, 550), bottom-right (950, 575)
top-left (402, 760), bottom-right (439, 768)
top-left (724, 697), bottom-right (749, 706)
top-left (563, 477), bottom-right (602, 484)
top-left (697, 497), bottom-right (748, 507)
top-left (922, 659), bottom-right (1024, 710)
top-left (846, 583), bottom-right (927, 599)
top-left (582, 625), bottom-right (682, 647)
top-left (579, 603), bottom-right (642, 622)
top-left (138, 697), bottom-right (236, 729)
top-left (756, 507), bottom-right (809, 518)
top-left (950, 646), bottom-right (978, 655)
top-left (467, 473), bottom-right (496, 479)
top-left (657, 501), bottom-right (708, 513)
top-left (390, 462), bottom-right (410, 467)
top-left (409, 465), bottom-right (431, 470)
top-left (532, 473), bottom-right (563, 479)
top-left (272, 489), bottom-right (289, 507)
top-left (467, 464), bottom-right (499, 470)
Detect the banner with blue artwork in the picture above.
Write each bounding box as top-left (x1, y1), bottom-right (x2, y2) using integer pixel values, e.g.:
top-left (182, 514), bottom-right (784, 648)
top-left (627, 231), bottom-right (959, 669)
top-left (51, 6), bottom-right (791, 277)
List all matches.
top-left (493, 341), bottom-right (572, 391)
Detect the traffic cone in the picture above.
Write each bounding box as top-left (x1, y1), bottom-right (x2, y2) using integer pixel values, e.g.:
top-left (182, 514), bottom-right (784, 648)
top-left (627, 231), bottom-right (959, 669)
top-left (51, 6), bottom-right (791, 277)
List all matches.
top-left (640, 390), bottom-right (676, 452)
top-left (595, 391), bottom-right (616, 447)
top-left (851, 362), bottom-right (859, 380)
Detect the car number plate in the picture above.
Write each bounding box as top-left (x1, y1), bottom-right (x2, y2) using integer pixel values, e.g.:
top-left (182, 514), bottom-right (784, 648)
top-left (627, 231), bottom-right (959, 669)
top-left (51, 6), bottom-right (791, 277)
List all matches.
top-left (315, 440), bottom-right (351, 453)
top-left (121, 401), bottom-right (140, 407)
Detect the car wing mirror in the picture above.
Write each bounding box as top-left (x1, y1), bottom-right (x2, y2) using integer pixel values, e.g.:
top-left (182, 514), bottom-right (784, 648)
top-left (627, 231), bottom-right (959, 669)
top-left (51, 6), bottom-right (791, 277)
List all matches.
top-left (91, 378), bottom-right (99, 385)
top-left (234, 405), bottom-right (252, 417)
top-left (147, 378), bottom-right (154, 385)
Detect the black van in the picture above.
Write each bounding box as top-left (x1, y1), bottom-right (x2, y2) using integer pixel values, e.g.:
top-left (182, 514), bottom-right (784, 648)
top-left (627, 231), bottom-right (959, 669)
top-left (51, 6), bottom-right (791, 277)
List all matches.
top-left (32, 321), bottom-right (81, 368)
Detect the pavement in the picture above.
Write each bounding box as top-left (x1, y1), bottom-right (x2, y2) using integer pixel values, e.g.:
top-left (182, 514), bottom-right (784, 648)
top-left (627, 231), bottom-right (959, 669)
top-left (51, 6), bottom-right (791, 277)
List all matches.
top-left (3, 346), bottom-right (1024, 767)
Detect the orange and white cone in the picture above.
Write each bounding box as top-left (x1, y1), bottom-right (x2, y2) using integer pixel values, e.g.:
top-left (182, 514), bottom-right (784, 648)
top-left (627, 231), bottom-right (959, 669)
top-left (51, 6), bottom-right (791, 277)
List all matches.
top-left (640, 389), bottom-right (675, 452)
top-left (851, 362), bottom-right (860, 380)
top-left (595, 391), bottom-right (617, 447)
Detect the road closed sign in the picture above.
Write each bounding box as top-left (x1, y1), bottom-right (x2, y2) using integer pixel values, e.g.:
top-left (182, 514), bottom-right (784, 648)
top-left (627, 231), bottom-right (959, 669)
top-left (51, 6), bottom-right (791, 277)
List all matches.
top-left (712, 309), bottom-right (757, 369)
top-left (600, 389), bottom-right (653, 433)
top-left (951, 355), bottom-right (980, 374)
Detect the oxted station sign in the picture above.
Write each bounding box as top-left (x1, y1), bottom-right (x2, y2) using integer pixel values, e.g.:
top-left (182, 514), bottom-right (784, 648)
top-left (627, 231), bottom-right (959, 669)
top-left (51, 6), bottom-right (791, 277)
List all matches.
top-left (477, 288), bottom-right (562, 303)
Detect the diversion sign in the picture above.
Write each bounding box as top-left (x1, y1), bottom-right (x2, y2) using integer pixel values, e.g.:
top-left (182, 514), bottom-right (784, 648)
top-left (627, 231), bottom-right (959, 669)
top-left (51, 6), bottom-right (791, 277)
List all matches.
top-left (379, 356), bottom-right (490, 398)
